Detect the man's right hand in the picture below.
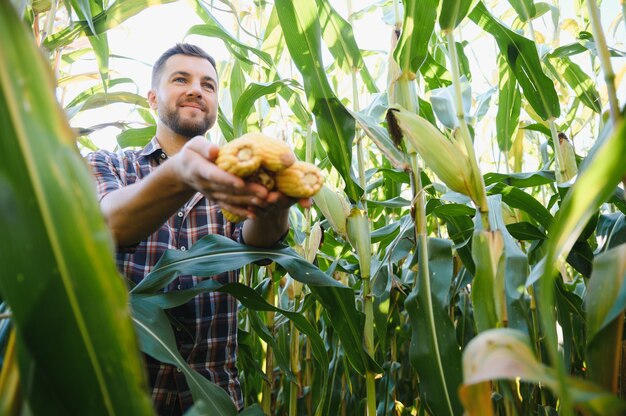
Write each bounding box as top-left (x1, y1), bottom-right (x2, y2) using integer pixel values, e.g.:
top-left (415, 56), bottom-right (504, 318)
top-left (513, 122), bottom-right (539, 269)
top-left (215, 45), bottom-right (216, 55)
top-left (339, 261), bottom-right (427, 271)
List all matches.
top-left (173, 136), bottom-right (269, 221)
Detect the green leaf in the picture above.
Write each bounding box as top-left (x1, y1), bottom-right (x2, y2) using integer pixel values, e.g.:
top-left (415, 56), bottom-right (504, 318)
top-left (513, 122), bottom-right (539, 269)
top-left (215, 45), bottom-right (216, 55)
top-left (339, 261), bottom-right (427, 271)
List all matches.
top-left (394, 0), bottom-right (440, 74)
top-left (488, 182), bottom-right (553, 229)
top-left (131, 235), bottom-right (379, 376)
top-left (596, 213), bottom-right (626, 252)
top-left (405, 238), bottom-right (463, 416)
top-left (117, 126), bottom-right (156, 148)
top-left (506, 0), bottom-right (537, 22)
top-left (439, 0), bottom-right (477, 31)
top-left (43, 0), bottom-right (178, 50)
top-left (544, 119), bottom-right (626, 283)
top-left (316, 0), bottom-right (377, 93)
top-left (132, 298), bottom-right (238, 415)
top-left (65, 91), bottom-right (148, 119)
top-left (586, 245), bottom-right (626, 392)
top-left (496, 55), bottom-right (522, 151)
top-left (0, 3), bottom-right (152, 414)
top-left (548, 56), bottom-right (602, 113)
top-left (486, 195), bottom-right (530, 333)
top-left (538, 120), bottom-right (626, 411)
top-left (186, 0), bottom-right (273, 68)
top-left (420, 53), bottom-right (452, 90)
top-left (275, 0), bottom-right (361, 202)
top-left (262, 6), bottom-right (285, 64)
top-left (484, 170), bottom-right (555, 188)
top-left (507, 222), bottom-right (547, 240)
top-left (185, 25), bottom-right (271, 68)
top-left (69, 0), bottom-right (102, 39)
top-left (469, 1), bottom-right (560, 120)
top-left (64, 77), bottom-right (135, 110)
top-left (232, 79), bottom-right (301, 136)
top-left (137, 279), bottom-right (330, 412)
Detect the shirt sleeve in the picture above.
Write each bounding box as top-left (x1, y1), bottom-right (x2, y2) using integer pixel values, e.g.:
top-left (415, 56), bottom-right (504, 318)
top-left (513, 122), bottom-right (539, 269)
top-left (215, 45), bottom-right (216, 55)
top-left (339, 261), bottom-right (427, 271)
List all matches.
top-left (86, 150), bottom-right (125, 201)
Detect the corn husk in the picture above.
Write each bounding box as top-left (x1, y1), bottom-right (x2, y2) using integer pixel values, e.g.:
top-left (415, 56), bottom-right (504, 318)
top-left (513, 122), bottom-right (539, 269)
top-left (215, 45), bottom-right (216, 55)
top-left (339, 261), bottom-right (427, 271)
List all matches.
top-left (346, 208), bottom-right (372, 279)
top-left (312, 184), bottom-right (350, 239)
top-left (556, 132), bottom-right (578, 184)
top-left (471, 230), bottom-right (506, 331)
top-left (387, 106), bottom-right (486, 211)
top-left (305, 222), bottom-right (323, 263)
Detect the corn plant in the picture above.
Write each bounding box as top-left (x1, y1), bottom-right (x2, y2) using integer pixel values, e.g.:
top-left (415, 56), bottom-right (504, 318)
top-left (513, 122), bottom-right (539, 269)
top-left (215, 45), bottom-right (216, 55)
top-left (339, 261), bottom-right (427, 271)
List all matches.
top-left (2, 0), bottom-right (626, 415)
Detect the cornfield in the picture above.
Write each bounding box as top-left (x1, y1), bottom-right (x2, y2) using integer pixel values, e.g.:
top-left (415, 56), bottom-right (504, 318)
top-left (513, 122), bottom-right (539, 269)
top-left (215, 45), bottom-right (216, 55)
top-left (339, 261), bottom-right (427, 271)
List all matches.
top-left (1, 0), bottom-right (626, 414)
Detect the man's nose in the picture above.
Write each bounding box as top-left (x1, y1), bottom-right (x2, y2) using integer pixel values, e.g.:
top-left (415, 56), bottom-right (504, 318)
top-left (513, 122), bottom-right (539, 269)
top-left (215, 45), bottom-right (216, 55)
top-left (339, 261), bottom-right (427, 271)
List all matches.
top-left (185, 81), bottom-right (202, 96)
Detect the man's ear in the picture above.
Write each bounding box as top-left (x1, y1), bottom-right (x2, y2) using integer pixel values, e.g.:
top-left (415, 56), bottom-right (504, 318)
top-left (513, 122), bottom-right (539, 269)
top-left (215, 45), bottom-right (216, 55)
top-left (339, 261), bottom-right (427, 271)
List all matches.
top-left (147, 89), bottom-right (157, 110)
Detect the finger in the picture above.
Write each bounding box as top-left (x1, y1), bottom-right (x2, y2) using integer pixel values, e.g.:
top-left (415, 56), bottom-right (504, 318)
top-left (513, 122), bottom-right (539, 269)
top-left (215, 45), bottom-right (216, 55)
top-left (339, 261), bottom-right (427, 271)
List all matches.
top-left (184, 136), bottom-right (213, 159)
top-left (265, 191), bottom-right (297, 208)
top-left (299, 198), bottom-right (313, 209)
top-left (195, 162), bottom-right (246, 190)
top-left (210, 192), bottom-right (266, 208)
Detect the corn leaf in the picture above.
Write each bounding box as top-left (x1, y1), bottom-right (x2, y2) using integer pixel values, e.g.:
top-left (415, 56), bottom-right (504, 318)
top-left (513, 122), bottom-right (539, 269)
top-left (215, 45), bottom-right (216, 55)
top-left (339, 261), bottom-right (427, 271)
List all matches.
top-left (548, 56), bottom-right (602, 113)
top-left (186, 0), bottom-right (273, 68)
top-left (117, 126), bottom-right (156, 149)
top-left (543, 119), bottom-right (626, 287)
top-left (132, 298), bottom-right (238, 415)
top-left (405, 238), bottom-right (463, 416)
top-left (484, 170), bottom-right (555, 187)
top-left (439, 0), bottom-right (477, 31)
top-left (232, 79), bottom-right (301, 136)
top-left (486, 195), bottom-right (530, 332)
top-left (44, 0), bottom-right (177, 50)
top-left (496, 55), bottom-right (522, 151)
top-left (65, 91), bottom-right (148, 119)
top-left (316, 0), bottom-right (377, 93)
top-left (394, 0), bottom-right (439, 74)
top-left (506, 0), bottom-right (537, 22)
top-left (487, 183), bottom-right (553, 229)
top-left (275, 0), bottom-right (361, 202)
top-left (586, 245), bottom-right (626, 392)
top-left (131, 234), bottom-right (380, 376)
top-left (537, 119), bottom-right (626, 411)
top-left (0, 3), bottom-right (153, 414)
top-left (136, 279), bottom-right (331, 413)
top-left (469, 1), bottom-right (560, 120)
top-left (261, 6), bottom-right (285, 64)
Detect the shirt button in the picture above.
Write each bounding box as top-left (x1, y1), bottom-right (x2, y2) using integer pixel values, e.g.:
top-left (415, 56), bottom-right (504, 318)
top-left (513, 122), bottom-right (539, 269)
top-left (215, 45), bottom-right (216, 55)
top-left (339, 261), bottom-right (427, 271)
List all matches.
top-left (180, 246), bottom-right (186, 251)
top-left (176, 367), bottom-right (182, 373)
top-left (177, 211), bottom-right (184, 218)
top-left (160, 153), bottom-right (167, 159)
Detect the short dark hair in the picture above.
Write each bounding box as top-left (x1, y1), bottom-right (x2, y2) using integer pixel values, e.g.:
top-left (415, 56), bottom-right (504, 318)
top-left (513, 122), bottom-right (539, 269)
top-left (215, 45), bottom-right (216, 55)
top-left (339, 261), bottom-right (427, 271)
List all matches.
top-left (151, 43), bottom-right (217, 88)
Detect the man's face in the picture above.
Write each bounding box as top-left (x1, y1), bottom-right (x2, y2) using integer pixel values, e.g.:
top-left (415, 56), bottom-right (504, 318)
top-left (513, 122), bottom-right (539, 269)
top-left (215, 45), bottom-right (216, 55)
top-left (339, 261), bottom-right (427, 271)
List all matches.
top-left (149, 54), bottom-right (219, 138)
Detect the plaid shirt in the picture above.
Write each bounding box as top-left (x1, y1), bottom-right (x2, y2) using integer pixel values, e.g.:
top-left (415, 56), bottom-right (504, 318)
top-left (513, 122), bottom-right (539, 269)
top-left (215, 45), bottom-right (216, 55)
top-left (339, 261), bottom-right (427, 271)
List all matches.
top-left (87, 137), bottom-right (243, 414)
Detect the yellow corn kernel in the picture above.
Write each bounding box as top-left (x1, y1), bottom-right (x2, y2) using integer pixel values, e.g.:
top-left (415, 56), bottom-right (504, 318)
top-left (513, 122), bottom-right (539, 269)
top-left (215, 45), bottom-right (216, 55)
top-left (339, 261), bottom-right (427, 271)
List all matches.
top-left (246, 167), bottom-right (276, 191)
top-left (255, 134), bottom-right (296, 172)
top-left (222, 208), bottom-right (246, 223)
top-left (275, 161), bottom-right (324, 198)
top-left (216, 135), bottom-right (262, 177)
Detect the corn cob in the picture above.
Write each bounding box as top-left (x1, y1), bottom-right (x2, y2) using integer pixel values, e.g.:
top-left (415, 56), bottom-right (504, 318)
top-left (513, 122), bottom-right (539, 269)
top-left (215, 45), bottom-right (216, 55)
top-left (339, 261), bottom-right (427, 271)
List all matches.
top-left (275, 161), bottom-right (324, 198)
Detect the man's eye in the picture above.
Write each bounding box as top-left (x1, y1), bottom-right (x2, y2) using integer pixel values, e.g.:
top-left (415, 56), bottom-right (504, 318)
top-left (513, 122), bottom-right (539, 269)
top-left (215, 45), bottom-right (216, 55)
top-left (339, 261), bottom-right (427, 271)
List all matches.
top-left (203, 83), bottom-right (215, 91)
top-left (173, 77), bottom-right (186, 83)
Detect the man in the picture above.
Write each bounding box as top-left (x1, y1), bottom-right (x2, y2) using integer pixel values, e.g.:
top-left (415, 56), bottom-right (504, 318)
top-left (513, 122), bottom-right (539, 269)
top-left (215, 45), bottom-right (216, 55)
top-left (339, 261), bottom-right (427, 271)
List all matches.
top-left (88, 43), bottom-right (308, 414)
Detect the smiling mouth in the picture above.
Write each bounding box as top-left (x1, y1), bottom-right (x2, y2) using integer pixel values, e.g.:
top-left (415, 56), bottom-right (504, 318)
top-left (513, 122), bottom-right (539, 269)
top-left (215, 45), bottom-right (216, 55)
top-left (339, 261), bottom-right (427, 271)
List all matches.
top-left (180, 103), bottom-right (205, 111)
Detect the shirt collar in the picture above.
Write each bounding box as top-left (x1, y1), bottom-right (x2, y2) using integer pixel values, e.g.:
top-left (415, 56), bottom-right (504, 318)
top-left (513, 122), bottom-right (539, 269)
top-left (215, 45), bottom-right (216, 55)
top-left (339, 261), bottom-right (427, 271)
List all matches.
top-left (138, 136), bottom-right (164, 160)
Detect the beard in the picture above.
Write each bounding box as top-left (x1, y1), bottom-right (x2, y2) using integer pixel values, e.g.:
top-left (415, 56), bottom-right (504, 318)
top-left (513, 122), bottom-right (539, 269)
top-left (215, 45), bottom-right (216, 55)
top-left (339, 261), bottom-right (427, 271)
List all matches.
top-left (160, 104), bottom-right (215, 138)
